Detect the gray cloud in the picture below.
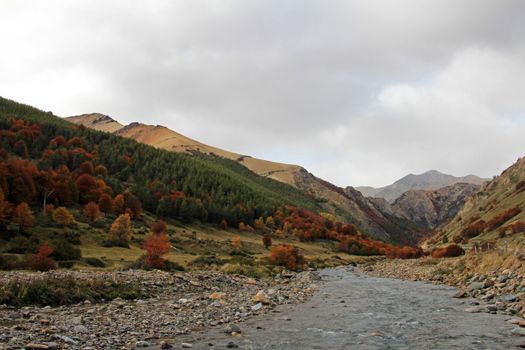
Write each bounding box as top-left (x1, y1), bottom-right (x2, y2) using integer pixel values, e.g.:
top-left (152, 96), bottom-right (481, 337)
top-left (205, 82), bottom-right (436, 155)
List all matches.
top-left (1, 0), bottom-right (525, 187)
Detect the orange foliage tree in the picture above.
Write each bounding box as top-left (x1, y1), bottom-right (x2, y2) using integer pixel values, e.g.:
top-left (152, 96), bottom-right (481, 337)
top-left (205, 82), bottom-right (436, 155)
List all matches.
top-left (53, 206), bottom-right (75, 226)
top-left (431, 244), bottom-right (465, 258)
top-left (98, 193), bottom-right (113, 215)
top-left (14, 202), bottom-right (34, 232)
top-left (112, 194), bottom-right (125, 215)
top-left (109, 214), bottom-right (132, 243)
top-left (262, 234), bottom-right (272, 249)
top-left (268, 244), bottom-right (306, 271)
top-left (231, 236), bottom-right (242, 248)
top-left (151, 220), bottom-right (167, 235)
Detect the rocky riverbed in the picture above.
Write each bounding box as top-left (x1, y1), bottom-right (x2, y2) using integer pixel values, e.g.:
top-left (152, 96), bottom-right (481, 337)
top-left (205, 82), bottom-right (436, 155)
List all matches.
top-left (367, 257), bottom-right (525, 337)
top-left (0, 269), bottom-right (320, 349)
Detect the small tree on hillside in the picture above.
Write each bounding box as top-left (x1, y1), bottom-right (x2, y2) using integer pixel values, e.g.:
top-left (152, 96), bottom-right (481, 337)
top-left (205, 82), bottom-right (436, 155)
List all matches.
top-left (262, 234), bottom-right (272, 249)
top-left (112, 194), bottom-right (125, 215)
top-left (151, 220), bottom-right (167, 235)
top-left (231, 236), bottom-right (242, 249)
top-left (14, 202), bottom-right (34, 232)
top-left (109, 214), bottom-right (132, 244)
top-left (142, 233), bottom-right (170, 269)
top-left (27, 243), bottom-right (56, 271)
top-left (53, 206), bottom-right (75, 226)
top-left (83, 202), bottom-right (101, 222)
top-left (98, 193), bottom-right (113, 215)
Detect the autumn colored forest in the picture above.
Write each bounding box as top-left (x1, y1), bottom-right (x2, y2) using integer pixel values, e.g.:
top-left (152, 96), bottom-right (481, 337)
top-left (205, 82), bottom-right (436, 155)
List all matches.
top-left (0, 97), bottom-right (420, 272)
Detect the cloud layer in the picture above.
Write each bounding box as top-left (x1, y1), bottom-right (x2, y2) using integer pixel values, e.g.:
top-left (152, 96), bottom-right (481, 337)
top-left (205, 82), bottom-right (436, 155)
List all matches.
top-left (1, 0), bottom-right (524, 187)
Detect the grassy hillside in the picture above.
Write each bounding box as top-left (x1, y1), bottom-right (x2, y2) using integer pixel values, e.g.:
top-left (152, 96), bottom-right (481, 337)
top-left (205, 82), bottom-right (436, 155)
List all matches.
top-left (426, 156), bottom-right (525, 250)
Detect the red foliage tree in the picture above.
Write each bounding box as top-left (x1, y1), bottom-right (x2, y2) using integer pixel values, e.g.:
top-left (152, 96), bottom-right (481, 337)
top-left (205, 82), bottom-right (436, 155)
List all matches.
top-left (151, 220), bottom-right (167, 235)
top-left (112, 194), bottom-right (125, 214)
top-left (431, 244), bottom-right (465, 258)
top-left (142, 233), bottom-right (170, 269)
top-left (98, 193), bottom-right (113, 214)
top-left (27, 243), bottom-right (56, 271)
top-left (262, 234), bottom-right (272, 249)
top-left (83, 201), bottom-right (101, 222)
top-left (14, 202), bottom-right (34, 232)
top-left (75, 173), bottom-right (101, 203)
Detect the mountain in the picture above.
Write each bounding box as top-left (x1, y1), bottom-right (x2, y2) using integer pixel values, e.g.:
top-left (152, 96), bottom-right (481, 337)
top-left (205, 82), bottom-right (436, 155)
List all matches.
top-left (355, 170), bottom-right (488, 203)
top-left (426, 157), bottom-right (525, 248)
top-left (67, 113), bottom-right (424, 244)
top-left (390, 183), bottom-right (480, 229)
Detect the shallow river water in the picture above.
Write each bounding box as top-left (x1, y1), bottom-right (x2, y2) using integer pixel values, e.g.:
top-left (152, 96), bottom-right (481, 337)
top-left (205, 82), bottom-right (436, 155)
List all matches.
top-left (179, 266), bottom-right (523, 349)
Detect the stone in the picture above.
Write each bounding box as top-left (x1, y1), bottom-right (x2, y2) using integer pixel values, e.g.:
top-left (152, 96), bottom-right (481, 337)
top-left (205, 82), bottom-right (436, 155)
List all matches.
top-left (73, 325), bottom-right (88, 333)
top-left (464, 307), bottom-right (482, 313)
top-left (209, 292), bottom-right (226, 300)
top-left (501, 294), bottom-right (518, 303)
top-left (251, 303), bottom-right (263, 311)
top-left (224, 324), bottom-right (241, 334)
top-left (252, 291), bottom-right (271, 305)
top-left (160, 342), bottom-right (173, 349)
top-left (226, 342), bottom-right (239, 348)
top-left (467, 282), bottom-right (484, 292)
top-left (25, 344), bottom-right (49, 350)
top-left (512, 327), bottom-right (525, 336)
top-left (498, 275), bottom-right (509, 283)
top-left (70, 316), bottom-right (83, 325)
top-left (181, 343), bottom-right (193, 348)
top-left (453, 290), bottom-right (467, 298)
top-left (135, 341), bottom-right (151, 347)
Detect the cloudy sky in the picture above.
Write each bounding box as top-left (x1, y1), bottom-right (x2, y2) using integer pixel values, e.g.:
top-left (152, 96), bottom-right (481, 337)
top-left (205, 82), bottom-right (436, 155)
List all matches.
top-left (1, 0), bottom-right (525, 187)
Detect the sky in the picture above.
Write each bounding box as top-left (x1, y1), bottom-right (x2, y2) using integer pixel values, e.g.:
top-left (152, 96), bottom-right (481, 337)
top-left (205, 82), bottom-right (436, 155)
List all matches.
top-left (1, 0), bottom-right (525, 187)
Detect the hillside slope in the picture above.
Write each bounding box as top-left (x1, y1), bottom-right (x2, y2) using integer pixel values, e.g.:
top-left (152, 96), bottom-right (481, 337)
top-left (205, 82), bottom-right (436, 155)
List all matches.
top-left (356, 170), bottom-right (487, 203)
top-left (390, 183), bottom-right (480, 229)
top-left (67, 113), bottom-right (425, 244)
top-left (426, 157), bottom-right (525, 248)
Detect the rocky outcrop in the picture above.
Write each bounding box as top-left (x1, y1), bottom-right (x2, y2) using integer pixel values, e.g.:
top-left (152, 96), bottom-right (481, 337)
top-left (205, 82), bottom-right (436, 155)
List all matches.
top-left (391, 183), bottom-right (480, 228)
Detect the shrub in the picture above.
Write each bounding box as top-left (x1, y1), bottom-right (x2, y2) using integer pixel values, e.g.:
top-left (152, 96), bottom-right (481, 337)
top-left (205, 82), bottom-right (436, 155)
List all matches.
top-left (142, 233), bottom-right (170, 269)
top-left (0, 276), bottom-right (145, 306)
top-left (431, 244), bottom-right (465, 258)
top-left (50, 238), bottom-right (81, 261)
top-left (151, 220), bottom-right (167, 235)
top-left (53, 206), bottom-right (75, 226)
top-left (27, 243), bottom-right (56, 271)
top-left (268, 244), bottom-right (306, 271)
top-left (0, 254), bottom-right (23, 270)
top-left (191, 255), bottom-right (225, 266)
top-left (231, 236), bottom-right (242, 248)
top-left (262, 234), bottom-right (272, 249)
top-left (387, 246), bottom-right (423, 259)
top-left (84, 257), bottom-right (107, 268)
top-left (83, 202), bottom-right (101, 222)
top-left (109, 214), bottom-right (132, 244)
top-left (485, 207), bottom-right (522, 231)
top-left (461, 220), bottom-right (486, 239)
top-left (508, 221), bottom-right (525, 234)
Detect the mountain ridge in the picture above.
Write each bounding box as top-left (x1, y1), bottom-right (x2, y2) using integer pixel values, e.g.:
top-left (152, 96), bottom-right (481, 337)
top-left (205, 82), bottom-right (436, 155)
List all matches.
top-left (355, 170), bottom-right (488, 203)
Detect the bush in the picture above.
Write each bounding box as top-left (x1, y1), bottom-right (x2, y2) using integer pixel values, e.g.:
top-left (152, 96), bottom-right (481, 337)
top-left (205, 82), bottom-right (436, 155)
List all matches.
top-left (128, 256), bottom-right (184, 272)
top-left (337, 239), bottom-right (381, 256)
top-left (268, 244), bottom-right (306, 271)
top-left (84, 257), bottom-right (107, 268)
top-left (58, 260), bottom-right (75, 268)
top-left (27, 244), bottom-right (56, 271)
top-left (431, 244), bottom-right (465, 258)
top-left (485, 207), bottom-right (522, 231)
top-left (0, 276), bottom-right (146, 306)
top-left (6, 236), bottom-right (32, 254)
top-left (0, 254), bottom-right (22, 270)
top-left (508, 221), bottom-right (525, 234)
top-left (461, 220), bottom-right (486, 239)
top-left (50, 239), bottom-right (81, 261)
top-left (191, 255), bottom-right (225, 267)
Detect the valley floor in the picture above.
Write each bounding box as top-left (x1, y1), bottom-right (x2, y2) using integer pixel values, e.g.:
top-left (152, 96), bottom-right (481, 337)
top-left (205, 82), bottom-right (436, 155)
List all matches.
top-left (176, 266), bottom-right (520, 349)
top-left (0, 269), bottom-right (319, 349)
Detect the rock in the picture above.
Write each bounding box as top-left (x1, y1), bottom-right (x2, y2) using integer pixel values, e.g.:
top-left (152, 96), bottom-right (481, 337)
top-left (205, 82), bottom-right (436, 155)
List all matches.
top-left (53, 335), bottom-right (78, 345)
top-left (498, 275), bottom-right (510, 283)
top-left (160, 342), bottom-right (174, 349)
top-left (73, 325), bottom-right (88, 333)
top-left (246, 278), bottom-right (257, 285)
top-left (252, 291), bottom-right (271, 305)
top-left (519, 320), bottom-right (525, 328)
top-left (464, 307), bottom-right (482, 313)
top-left (512, 327), bottom-right (525, 336)
top-left (251, 303), bottom-right (263, 311)
top-left (209, 292), bottom-right (226, 300)
top-left (467, 282), bottom-right (484, 292)
top-left (181, 343), bottom-right (193, 348)
top-left (501, 295), bottom-right (519, 303)
top-left (453, 290), bottom-right (467, 298)
top-left (70, 316), bottom-right (83, 325)
top-left (226, 342), bottom-right (239, 348)
top-left (135, 340), bottom-right (151, 347)
top-left (25, 344), bottom-right (49, 350)
top-left (224, 324), bottom-right (241, 334)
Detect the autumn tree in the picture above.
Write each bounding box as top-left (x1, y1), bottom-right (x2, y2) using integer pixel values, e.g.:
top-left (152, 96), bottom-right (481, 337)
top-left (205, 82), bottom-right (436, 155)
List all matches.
top-left (151, 220), bottom-right (167, 235)
top-left (109, 214), bottom-right (132, 244)
top-left (0, 190), bottom-right (11, 227)
top-left (262, 234), bottom-right (272, 249)
top-left (83, 202), bottom-right (101, 222)
top-left (14, 202), bottom-right (34, 232)
top-left (268, 244), bottom-right (306, 271)
top-left (265, 216), bottom-right (275, 229)
top-left (94, 164), bottom-right (108, 178)
top-left (112, 194), bottom-right (125, 214)
top-left (231, 236), bottom-right (242, 249)
top-left (142, 233), bottom-right (171, 268)
top-left (27, 243), bottom-right (56, 271)
top-left (98, 193), bottom-right (113, 215)
top-left (44, 204), bottom-right (55, 219)
top-left (219, 219), bottom-right (228, 230)
top-left (254, 216), bottom-right (265, 231)
top-left (53, 206), bottom-right (75, 226)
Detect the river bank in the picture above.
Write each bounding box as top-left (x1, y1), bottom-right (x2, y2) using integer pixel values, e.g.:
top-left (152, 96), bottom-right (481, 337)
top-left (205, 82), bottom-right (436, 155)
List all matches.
top-left (0, 269), bottom-right (320, 349)
top-left (367, 256), bottom-right (525, 336)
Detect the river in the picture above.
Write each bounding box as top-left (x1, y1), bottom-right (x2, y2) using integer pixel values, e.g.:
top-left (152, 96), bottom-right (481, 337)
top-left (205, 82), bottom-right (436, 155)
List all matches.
top-left (177, 266), bottom-right (522, 349)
